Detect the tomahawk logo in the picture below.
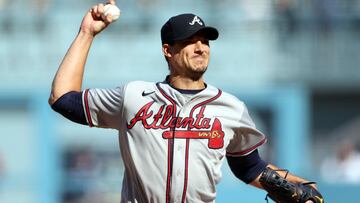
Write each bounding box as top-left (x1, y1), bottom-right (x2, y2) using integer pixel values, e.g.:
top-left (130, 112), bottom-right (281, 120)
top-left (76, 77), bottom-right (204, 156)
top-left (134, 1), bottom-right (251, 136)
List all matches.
top-left (162, 118), bottom-right (224, 149)
top-left (189, 16), bottom-right (203, 26)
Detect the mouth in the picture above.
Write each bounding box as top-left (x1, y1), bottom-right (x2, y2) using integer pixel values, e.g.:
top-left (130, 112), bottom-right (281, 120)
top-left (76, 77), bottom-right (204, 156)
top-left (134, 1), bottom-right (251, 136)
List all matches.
top-left (192, 55), bottom-right (207, 61)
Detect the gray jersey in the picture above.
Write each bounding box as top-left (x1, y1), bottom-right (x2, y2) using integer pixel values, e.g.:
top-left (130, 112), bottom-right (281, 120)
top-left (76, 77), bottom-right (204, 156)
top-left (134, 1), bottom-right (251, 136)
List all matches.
top-left (82, 80), bottom-right (266, 203)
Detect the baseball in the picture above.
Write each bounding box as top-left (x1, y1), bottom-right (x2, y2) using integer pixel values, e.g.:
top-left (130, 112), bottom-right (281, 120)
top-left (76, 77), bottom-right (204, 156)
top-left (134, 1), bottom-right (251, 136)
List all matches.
top-left (102, 4), bottom-right (121, 21)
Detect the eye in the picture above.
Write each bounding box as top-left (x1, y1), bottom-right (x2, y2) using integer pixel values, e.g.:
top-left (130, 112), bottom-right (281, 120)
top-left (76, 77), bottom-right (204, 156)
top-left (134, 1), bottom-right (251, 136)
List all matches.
top-left (201, 40), bottom-right (209, 46)
top-left (181, 40), bottom-right (193, 46)
top-left (178, 38), bottom-right (209, 47)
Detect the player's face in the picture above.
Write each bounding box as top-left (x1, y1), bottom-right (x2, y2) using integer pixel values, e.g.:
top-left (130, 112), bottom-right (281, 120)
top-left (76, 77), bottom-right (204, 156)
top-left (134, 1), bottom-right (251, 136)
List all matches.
top-left (167, 34), bottom-right (210, 80)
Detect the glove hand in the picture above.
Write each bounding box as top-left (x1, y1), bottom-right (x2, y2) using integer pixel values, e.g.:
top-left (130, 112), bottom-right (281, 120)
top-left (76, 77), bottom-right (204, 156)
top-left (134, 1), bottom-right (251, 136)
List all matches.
top-left (259, 168), bottom-right (324, 203)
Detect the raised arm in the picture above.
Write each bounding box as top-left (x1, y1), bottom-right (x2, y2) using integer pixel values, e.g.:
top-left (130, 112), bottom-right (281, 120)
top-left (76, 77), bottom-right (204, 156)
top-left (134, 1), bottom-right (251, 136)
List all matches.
top-left (48, 0), bottom-right (117, 105)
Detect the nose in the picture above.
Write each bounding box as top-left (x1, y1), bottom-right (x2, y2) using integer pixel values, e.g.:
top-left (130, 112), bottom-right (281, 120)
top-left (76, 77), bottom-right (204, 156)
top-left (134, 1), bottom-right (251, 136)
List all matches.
top-left (194, 40), bottom-right (205, 53)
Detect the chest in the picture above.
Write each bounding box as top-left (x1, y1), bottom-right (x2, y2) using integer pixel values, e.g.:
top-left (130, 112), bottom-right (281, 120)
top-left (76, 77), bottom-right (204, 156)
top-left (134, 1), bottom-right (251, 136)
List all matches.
top-left (125, 99), bottom-right (237, 151)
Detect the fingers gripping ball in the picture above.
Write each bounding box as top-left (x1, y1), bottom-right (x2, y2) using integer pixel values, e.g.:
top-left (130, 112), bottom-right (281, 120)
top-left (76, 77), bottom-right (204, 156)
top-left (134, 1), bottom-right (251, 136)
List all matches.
top-left (102, 4), bottom-right (121, 21)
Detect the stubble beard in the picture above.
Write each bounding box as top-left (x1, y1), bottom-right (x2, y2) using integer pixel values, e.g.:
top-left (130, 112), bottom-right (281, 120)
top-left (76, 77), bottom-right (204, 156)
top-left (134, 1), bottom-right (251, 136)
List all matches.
top-left (187, 65), bottom-right (207, 81)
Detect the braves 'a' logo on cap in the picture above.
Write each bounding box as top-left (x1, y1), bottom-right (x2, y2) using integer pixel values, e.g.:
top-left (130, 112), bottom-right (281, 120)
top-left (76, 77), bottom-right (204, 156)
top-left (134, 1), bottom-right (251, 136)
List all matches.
top-left (189, 16), bottom-right (203, 26)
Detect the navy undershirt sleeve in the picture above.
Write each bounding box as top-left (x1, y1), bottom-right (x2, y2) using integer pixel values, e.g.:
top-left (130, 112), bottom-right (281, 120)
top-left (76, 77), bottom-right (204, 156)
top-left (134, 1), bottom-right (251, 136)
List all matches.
top-left (51, 91), bottom-right (87, 125)
top-left (226, 149), bottom-right (268, 184)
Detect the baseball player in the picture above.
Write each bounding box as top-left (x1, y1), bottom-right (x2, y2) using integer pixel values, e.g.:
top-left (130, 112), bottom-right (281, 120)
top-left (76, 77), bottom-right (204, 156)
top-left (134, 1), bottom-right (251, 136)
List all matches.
top-left (49, 1), bottom-right (324, 202)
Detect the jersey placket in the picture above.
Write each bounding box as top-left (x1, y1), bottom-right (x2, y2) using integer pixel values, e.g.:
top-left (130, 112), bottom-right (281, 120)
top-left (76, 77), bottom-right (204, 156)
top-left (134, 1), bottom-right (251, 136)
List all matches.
top-left (157, 82), bottom-right (223, 203)
top-left (157, 83), bottom-right (182, 203)
top-left (159, 89), bottom-right (193, 203)
top-left (170, 107), bottom-right (188, 203)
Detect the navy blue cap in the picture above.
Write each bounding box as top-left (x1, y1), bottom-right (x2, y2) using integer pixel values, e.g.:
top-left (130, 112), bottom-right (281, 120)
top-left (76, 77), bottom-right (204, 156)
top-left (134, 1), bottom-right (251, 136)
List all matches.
top-left (161, 13), bottom-right (219, 45)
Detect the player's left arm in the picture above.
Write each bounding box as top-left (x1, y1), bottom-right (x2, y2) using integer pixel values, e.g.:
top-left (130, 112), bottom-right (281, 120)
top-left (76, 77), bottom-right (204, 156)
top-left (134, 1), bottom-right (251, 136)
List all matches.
top-left (227, 153), bottom-right (323, 203)
top-left (250, 164), bottom-right (314, 189)
top-left (226, 152), bottom-right (312, 188)
top-left (250, 164), bottom-right (322, 203)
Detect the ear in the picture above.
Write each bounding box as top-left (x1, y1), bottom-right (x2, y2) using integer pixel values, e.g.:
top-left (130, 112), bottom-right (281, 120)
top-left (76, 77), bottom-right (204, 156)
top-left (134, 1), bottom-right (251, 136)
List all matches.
top-left (162, 44), bottom-right (172, 58)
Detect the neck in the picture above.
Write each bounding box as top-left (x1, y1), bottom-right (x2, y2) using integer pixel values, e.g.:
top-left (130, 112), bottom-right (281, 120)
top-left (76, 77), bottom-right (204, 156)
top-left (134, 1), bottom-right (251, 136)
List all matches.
top-left (168, 75), bottom-right (206, 90)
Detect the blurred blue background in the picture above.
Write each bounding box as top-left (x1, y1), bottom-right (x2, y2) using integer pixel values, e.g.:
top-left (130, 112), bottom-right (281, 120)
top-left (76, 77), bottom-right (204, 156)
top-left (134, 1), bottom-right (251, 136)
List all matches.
top-left (1, 0), bottom-right (360, 202)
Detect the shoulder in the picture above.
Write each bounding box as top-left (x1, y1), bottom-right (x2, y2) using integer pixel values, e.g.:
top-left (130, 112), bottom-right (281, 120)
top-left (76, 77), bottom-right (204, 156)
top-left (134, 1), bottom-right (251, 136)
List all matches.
top-left (211, 86), bottom-right (246, 107)
top-left (124, 80), bottom-right (157, 92)
top-left (126, 80), bottom-right (155, 88)
top-left (205, 85), bottom-right (248, 114)
top-left (221, 91), bottom-right (245, 104)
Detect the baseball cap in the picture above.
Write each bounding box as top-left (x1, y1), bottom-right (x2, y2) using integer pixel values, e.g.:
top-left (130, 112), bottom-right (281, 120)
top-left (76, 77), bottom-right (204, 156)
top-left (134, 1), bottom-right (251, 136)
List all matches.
top-left (161, 13), bottom-right (219, 45)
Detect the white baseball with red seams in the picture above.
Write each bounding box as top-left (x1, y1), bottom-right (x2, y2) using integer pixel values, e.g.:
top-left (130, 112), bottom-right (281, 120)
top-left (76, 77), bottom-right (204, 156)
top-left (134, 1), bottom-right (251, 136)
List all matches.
top-left (82, 80), bottom-right (267, 203)
top-left (102, 4), bottom-right (121, 21)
